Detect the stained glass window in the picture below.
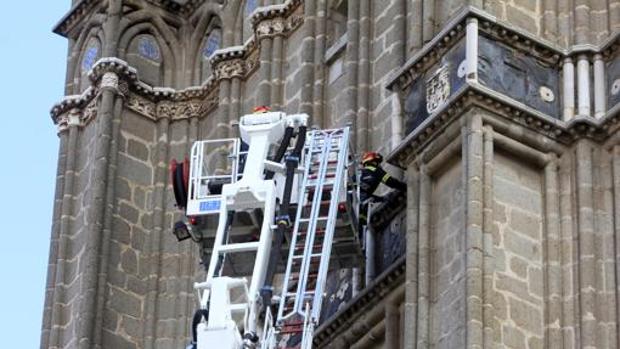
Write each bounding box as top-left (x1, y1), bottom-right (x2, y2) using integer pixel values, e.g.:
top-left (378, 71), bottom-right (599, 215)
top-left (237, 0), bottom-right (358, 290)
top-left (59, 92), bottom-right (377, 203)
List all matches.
top-left (137, 36), bottom-right (161, 61)
top-left (203, 30), bottom-right (221, 59)
top-left (81, 42), bottom-right (100, 72)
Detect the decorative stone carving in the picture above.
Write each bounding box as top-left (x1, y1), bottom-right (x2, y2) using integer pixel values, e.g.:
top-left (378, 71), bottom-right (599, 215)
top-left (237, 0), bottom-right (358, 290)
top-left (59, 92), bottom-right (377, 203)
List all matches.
top-left (156, 101), bottom-right (177, 119)
top-left (612, 79), bottom-right (620, 95)
top-left (56, 114), bottom-right (69, 133)
top-left (255, 18), bottom-right (287, 39)
top-left (177, 101), bottom-right (203, 119)
top-left (251, 0), bottom-right (304, 40)
top-left (214, 59), bottom-right (246, 80)
top-left (118, 80), bottom-right (130, 97)
top-left (457, 60), bottom-right (467, 78)
top-left (539, 86), bottom-right (555, 102)
top-left (68, 108), bottom-right (82, 127)
top-left (126, 94), bottom-right (156, 120)
top-left (100, 72), bottom-right (119, 90)
top-left (81, 98), bottom-right (98, 125)
top-left (426, 66), bottom-right (450, 113)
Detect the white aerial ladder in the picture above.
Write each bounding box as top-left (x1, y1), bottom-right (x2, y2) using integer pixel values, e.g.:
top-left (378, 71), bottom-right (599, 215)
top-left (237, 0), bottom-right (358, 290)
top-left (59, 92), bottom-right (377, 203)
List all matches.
top-left (172, 111), bottom-right (360, 349)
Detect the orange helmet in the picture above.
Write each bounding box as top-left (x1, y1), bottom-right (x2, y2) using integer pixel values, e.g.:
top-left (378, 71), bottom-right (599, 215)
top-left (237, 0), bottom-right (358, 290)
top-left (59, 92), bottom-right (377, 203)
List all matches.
top-left (253, 105), bottom-right (271, 113)
top-left (361, 152), bottom-right (383, 165)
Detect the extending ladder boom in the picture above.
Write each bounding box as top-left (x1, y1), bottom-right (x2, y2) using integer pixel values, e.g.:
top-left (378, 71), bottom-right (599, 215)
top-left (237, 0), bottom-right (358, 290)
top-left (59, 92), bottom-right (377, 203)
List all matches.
top-left (176, 112), bottom-right (357, 349)
top-left (273, 128), bottom-right (351, 348)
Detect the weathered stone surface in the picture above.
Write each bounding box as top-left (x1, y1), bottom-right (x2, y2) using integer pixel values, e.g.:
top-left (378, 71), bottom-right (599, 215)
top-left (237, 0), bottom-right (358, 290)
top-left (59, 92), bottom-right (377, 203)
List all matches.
top-left (43, 1), bottom-right (620, 349)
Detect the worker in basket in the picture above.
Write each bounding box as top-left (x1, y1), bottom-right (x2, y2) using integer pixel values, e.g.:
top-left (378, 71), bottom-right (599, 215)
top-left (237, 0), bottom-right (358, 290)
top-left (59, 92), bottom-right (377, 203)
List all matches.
top-left (359, 152), bottom-right (406, 230)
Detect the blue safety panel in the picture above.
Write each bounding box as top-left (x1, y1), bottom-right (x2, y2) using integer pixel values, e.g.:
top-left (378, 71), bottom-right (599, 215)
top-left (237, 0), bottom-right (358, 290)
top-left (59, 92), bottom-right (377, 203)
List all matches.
top-left (199, 199), bottom-right (221, 213)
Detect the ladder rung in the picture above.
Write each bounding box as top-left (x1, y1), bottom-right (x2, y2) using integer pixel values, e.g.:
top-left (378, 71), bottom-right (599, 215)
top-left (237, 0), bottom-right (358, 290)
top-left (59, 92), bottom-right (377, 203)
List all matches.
top-left (217, 241), bottom-right (260, 254)
top-left (298, 217), bottom-right (328, 223)
top-left (303, 200), bottom-right (331, 208)
top-left (294, 244), bottom-right (322, 251)
top-left (292, 259), bottom-right (320, 265)
top-left (308, 173), bottom-right (336, 179)
top-left (313, 160), bottom-right (338, 165)
top-left (306, 184), bottom-right (334, 192)
top-left (297, 228), bottom-right (326, 236)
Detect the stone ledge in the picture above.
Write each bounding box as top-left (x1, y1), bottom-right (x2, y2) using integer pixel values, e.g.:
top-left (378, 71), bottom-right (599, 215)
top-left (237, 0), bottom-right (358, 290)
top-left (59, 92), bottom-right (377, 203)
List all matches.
top-left (50, 58), bottom-right (220, 125)
top-left (313, 256), bottom-right (405, 347)
top-left (52, 0), bottom-right (101, 37)
top-left (387, 7), bottom-right (620, 92)
top-left (387, 82), bottom-right (620, 169)
top-left (53, 0), bottom-right (211, 36)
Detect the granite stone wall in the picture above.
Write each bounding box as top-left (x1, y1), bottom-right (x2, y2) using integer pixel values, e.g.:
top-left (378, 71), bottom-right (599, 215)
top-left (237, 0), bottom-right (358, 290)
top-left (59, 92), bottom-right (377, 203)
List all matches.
top-left (44, 0), bottom-right (620, 348)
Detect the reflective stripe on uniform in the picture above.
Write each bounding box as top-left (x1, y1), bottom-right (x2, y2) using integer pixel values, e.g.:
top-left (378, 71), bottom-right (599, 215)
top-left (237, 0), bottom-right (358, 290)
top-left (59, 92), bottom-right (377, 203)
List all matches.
top-left (381, 173), bottom-right (391, 182)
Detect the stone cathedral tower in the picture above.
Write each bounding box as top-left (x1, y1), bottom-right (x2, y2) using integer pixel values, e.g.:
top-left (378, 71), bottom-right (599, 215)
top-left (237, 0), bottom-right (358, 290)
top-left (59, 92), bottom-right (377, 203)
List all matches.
top-left (43, 0), bottom-right (620, 348)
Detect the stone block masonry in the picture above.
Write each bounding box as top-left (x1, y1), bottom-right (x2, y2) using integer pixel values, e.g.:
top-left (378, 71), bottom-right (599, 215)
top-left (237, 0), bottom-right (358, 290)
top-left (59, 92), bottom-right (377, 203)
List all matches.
top-left (44, 0), bottom-right (620, 348)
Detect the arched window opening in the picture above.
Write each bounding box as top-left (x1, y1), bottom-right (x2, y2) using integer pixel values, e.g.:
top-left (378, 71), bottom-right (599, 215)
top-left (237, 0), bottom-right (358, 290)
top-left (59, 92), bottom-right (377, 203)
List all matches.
top-left (126, 34), bottom-right (163, 86)
top-left (79, 37), bottom-right (101, 91)
top-left (200, 28), bottom-right (222, 81)
top-left (137, 36), bottom-right (161, 61)
top-left (242, 0), bottom-right (258, 42)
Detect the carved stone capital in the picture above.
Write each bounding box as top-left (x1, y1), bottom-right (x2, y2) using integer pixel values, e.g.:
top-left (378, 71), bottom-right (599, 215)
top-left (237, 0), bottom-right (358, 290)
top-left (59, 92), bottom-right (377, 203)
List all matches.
top-left (126, 94), bottom-right (156, 120)
top-left (56, 114), bottom-right (69, 134)
top-left (100, 72), bottom-right (119, 91)
top-left (81, 99), bottom-right (98, 125)
top-left (156, 101), bottom-right (177, 119)
top-left (255, 17), bottom-right (287, 39)
top-left (68, 108), bottom-right (82, 127)
top-left (214, 58), bottom-right (247, 80)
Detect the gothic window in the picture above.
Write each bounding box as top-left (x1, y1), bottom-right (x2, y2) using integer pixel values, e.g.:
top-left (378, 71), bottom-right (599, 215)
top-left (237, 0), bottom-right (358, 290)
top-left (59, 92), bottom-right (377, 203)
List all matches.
top-left (78, 37), bottom-right (102, 91)
top-left (200, 28), bottom-right (222, 81)
top-left (203, 29), bottom-right (221, 58)
top-left (126, 34), bottom-right (163, 86)
top-left (81, 38), bottom-right (101, 73)
top-left (137, 36), bottom-right (161, 61)
top-left (242, 0), bottom-right (258, 42)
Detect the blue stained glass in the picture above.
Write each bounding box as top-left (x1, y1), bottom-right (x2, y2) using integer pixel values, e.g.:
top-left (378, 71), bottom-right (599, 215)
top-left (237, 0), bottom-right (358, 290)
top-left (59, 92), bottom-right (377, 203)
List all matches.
top-left (202, 32), bottom-right (221, 58)
top-left (82, 45), bottom-right (99, 71)
top-left (245, 0), bottom-right (257, 15)
top-left (137, 36), bottom-right (160, 61)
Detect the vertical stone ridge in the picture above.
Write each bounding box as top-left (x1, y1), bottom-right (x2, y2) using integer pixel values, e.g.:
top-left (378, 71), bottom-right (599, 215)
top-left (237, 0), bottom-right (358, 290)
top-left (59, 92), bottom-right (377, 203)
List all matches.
top-left (465, 113), bottom-right (484, 348)
top-left (93, 96), bottom-right (124, 348)
top-left (482, 126), bottom-right (495, 348)
top-left (545, 155), bottom-right (563, 348)
top-left (576, 140), bottom-right (598, 348)
top-left (416, 169), bottom-right (431, 347)
top-left (404, 166), bottom-right (420, 349)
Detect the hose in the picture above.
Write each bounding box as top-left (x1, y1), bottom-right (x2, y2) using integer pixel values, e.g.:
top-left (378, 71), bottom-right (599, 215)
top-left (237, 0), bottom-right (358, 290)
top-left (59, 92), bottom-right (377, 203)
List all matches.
top-left (265, 126), bottom-right (294, 180)
top-left (191, 308), bottom-right (210, 347)
top-left (262, 126), bottom-right (307, 304)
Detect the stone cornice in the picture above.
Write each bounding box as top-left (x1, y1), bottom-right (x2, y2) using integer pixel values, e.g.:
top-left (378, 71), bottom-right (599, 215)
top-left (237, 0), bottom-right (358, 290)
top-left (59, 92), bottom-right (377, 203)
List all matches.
top-left (54, 0), bottom-right (210, 37)
top-left (50, 57), bottom-right (220, 125)
top-left (249, 0), bottom-right (302, 24)
top-left (209, 43), bottom-right (259, 81)
top-left (53, 0), bottom-right (103, 37)
top-left (386, 82), bottom-right (620, 168)
top-left (387, 7), bottom-right (620, 91)
top-left (207, 0), bottom-right (305, 81)
top-left (313, 257), bottom-right (406, 347)
top-left (250, 0), bottom-right (304, 39)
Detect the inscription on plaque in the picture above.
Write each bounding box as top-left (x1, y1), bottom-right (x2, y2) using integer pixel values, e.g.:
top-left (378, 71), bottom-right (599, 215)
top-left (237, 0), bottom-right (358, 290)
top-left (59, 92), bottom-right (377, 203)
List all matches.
top-left (426, 66), bottom-right (451, 113)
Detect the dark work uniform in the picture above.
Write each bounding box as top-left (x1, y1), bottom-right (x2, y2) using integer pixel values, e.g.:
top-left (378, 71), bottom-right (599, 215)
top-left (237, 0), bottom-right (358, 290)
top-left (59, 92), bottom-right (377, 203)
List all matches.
top-left (359, 164), bottom-right (406, 227)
